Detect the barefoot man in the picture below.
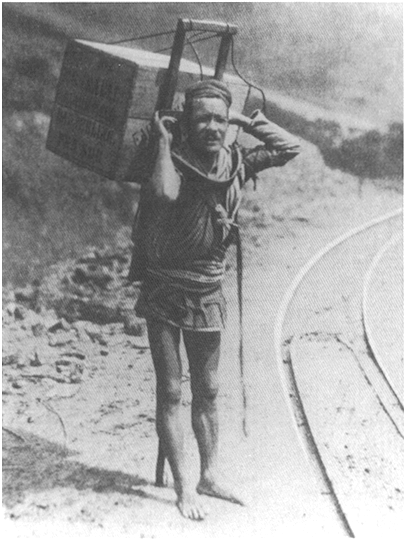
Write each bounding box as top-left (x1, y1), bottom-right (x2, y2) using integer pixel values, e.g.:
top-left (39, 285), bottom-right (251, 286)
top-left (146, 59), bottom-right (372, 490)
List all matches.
top-left (129, 79), bottom-right (300, 520)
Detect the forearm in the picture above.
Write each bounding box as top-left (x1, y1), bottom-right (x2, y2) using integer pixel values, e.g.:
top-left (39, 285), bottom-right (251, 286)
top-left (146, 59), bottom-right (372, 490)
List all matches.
top-left (150, 140), bottom-right (181, 200)
top-left (231, 109), bottom-right (300, 176)
top-left (242, 110), bottom-right (300, 154)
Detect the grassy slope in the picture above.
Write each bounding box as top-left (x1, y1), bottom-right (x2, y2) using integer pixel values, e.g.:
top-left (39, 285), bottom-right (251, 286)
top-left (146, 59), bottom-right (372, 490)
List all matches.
top-left (2, 3), bottom-right (403, 285)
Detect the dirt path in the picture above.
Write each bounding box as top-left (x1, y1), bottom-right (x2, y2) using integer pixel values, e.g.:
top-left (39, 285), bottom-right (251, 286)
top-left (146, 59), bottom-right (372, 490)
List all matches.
top-left (3, 180), bottom-right (402, 539)
top-left (363, 237), bottom-right (403, 401)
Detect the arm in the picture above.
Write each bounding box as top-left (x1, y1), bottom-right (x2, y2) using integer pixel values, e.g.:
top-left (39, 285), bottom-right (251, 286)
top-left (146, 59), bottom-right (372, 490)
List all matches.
top-left (229, 110), bottom-right (301, 178)
top-left (149, 112), bottom-right (181, 201)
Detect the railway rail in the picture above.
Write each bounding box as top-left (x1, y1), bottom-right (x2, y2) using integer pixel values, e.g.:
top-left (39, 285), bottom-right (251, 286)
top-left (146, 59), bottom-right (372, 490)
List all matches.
top-left (274, 208), bottom-right (403, 537)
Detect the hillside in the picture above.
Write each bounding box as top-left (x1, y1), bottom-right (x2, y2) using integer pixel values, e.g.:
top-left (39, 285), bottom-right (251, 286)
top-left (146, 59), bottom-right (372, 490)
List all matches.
top-left (2, 3), bottom-right (403, 285)
top-left (3, 3), bottom-right (402, 123)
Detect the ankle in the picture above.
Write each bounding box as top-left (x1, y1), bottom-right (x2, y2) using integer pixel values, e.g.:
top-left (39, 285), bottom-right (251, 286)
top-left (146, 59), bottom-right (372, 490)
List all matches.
top-left (200, 467), bottom-right (217, 483)
top-left (174, 474), bottom-right (196, 494)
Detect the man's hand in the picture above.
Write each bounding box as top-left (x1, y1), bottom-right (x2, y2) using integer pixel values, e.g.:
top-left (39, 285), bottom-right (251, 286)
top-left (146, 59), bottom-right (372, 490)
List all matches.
top-left (153, 111), bottom-right (177, 146)
top-left (228, 110), bottom-right (252, 129)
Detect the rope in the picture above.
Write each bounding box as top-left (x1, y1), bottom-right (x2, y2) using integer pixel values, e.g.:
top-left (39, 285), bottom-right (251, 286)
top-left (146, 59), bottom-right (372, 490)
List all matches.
top-left (108, 29), bottom-right (175, 45)
top-left (185, 36), bottom-right (204, 81)
top-left (154, 32), bottom-right (220, 54)
top-left (230, 36), bottom-right (267, 114)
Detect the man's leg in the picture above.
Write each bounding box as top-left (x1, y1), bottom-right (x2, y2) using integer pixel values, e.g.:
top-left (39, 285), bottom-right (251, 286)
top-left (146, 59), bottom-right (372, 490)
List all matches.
top-left (183, 330), bottom-right (244, 505)
top-left (147, 319), bottom-right (207, 520)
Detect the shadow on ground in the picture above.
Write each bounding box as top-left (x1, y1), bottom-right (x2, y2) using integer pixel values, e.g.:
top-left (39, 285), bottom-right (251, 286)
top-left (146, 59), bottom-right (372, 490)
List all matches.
top-left (2, 427), bottom-right (152, 509)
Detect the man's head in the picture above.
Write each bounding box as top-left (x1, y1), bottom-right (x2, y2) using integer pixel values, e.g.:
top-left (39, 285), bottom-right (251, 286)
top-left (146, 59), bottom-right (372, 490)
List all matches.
top-left (184, 79), bottom-right (232, 156)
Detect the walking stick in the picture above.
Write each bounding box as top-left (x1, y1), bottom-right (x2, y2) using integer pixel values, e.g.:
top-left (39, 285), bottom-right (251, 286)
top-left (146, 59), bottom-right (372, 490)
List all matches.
top-left (155, 438), bottom-right (166, 487)
top-left (153, 18), bottom-right (238, 487)
top-left (236, 224), bottom-right (248, 437)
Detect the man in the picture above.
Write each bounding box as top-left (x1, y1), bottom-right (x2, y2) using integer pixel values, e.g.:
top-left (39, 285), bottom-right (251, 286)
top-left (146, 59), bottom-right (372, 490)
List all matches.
top-left (129, 79), bottom-right (300, 520)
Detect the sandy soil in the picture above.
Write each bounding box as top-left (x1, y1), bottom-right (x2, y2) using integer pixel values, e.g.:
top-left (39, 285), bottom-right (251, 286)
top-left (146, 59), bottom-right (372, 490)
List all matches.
top-left (364, 238), bottom-right (403, 400)
top-left (2, 178), bottom-right (402, 540)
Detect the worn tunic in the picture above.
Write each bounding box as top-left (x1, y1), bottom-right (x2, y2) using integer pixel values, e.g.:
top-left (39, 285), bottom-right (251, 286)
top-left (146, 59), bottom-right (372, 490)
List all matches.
top-left (130, 110), bottom-right (300, 330)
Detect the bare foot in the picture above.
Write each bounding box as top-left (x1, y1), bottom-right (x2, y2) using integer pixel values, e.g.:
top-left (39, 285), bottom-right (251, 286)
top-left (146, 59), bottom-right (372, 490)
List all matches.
top-left (197, 474), bottom-right (245, 506)
top-left (176, 492), bottom-right (208, 521)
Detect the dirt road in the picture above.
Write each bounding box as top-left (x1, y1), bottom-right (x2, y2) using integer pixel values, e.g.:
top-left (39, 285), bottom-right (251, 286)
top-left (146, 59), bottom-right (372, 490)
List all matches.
top-left (3, 179), bottom-right (402, 539)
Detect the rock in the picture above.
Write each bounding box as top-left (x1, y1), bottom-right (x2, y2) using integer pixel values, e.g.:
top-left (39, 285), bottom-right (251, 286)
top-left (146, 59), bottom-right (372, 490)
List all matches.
top-left (2, 353), bottom-right (19, 366)
top-left (19, 309), bottom-right (42, 330)
top-left (82, 297), bottom-right (121, 324)
top-left (36, 244), bottom-right (142, 328)
top-left (126, 336), bottom-right (150, 350)
top-left (84, 323), bottom-right (107, 345)
top-left (105, 335), bottom-right (126, 348)
top-left (55, 358), bottom-right (84, 383)
top-left (41, 309), bottom-right (60, 330)
top-left (123, 312), bottom-right (146, 337)
top-left (61, 349), bottom-right (86, 360)
top-left (72, 265), bottom-right (115, 289)
top-left (14, 304), bottom-right (27, 320)
top-left (29, 350), bottom-right (42, 367)
top-left (71, 324), bottom-right (92, 344)
top-left (3, 288), bottom-right (15, 304)
top-left (32, 322), bottom-right (45, 337)
top-left (71, 320), bottom-right (88, 331)
top-left (55, 359), bottom-right (71, 372)
top-left (24, 364), bottom-right (57, 379)
top-left (5, 302), bottom-right (17, 317)
top-left (15, 284), bottom-right (38, 305)
top-left (16, 355), bottom-right (28, 369)
top-left (103, 322), bottom-right (124, 335)
top-left (48, 330), bottom-right (76, 347)
top-left (100, 349), bottom-right (109, 356)
top-left (48, 318), bottom-right (71, 333)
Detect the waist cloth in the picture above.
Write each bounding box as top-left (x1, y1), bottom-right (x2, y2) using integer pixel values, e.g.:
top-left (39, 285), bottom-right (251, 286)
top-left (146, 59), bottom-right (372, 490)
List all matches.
top-left (135, 273), bottom-right (226, 332)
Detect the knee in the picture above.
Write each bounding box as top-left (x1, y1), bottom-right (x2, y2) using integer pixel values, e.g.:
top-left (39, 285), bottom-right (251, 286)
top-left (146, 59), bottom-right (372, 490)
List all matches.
top-left (158, 380), bottom-right (182, 405)
top-left (192, 375), bottom-right (219, 402)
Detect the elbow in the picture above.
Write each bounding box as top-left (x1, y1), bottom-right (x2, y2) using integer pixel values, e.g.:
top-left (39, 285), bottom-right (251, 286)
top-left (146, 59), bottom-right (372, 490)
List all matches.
top-left (283, 137), bottom-right (302, 155)
top-left (272, 147), bottom-right (301, 167)
top-left (283, 141), bottom-right (301, 160)
top-left (290, 145), bottom-right (301, 158)
top-left (162, 185), bottom-right (180, 201)
top-left (149, 171), bottom-right (181, 201)
top-left (152, 182), bottom-right (180, 201)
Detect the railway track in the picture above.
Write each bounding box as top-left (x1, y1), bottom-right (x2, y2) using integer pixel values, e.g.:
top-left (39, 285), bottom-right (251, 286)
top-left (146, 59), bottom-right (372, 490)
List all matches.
top-left (274, 208), bottom-right (403, 538)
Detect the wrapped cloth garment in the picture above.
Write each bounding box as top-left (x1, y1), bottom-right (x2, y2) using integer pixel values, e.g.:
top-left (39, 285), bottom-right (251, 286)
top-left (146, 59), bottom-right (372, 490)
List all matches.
top-left (136, 278), bottom-right (226, 331)
top-left (130, 110), bottom-right (300, 330)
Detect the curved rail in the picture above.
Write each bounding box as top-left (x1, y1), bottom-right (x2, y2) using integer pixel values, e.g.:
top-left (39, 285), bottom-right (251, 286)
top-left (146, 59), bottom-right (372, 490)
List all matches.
top-left (274, 207), bottom-right (402, 537)
top-left (362, 234), bottom-right (403, 409)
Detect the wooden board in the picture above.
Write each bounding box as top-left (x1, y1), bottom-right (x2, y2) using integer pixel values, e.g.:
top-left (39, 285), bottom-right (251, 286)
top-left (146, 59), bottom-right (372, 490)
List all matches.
top-left (46, 39), bottom-right (249, 181)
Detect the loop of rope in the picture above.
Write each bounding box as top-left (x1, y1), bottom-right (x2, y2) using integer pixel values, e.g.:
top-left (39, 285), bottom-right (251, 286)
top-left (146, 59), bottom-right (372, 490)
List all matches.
top-left (230, 35), bottom-right (267, 115)
top-left (185, 36), bottom-right (204, 81)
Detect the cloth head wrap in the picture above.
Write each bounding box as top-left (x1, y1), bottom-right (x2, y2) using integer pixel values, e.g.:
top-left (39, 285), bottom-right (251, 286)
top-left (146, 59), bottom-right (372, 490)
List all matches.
top-left (184, 79), bottom-right (232, 111)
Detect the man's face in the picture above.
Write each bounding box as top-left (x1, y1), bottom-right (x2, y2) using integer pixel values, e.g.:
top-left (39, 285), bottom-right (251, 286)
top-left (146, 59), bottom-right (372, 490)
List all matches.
top-left (188, 97), bottom-right (229, 156)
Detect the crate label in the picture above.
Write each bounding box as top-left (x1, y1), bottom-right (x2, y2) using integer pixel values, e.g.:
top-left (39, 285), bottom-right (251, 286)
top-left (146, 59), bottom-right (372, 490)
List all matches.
top-left (47, 41), bottom-right (137, 178)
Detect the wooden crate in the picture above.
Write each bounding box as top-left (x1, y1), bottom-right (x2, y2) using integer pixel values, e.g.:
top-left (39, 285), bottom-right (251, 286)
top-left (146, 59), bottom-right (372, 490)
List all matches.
top-left (46, 39), bottom-right (249, 182)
